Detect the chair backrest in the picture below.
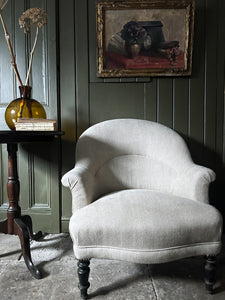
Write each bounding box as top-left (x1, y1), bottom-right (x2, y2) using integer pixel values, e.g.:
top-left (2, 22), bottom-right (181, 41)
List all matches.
top-left (75, 119), bottom-right (193, 198)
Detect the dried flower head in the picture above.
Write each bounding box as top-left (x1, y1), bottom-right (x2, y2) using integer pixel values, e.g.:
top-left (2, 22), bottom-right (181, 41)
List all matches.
top-left (121, 21), bottom-right (147, 45)
top-left (19, 7), bottom-right (47, 33)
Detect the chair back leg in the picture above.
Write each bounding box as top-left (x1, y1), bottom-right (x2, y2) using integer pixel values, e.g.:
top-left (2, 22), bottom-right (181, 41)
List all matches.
top-left (204, 255), bottom-right (216, 294)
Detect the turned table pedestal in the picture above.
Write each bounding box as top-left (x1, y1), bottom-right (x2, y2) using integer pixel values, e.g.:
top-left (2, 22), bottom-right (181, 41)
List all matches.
top-left (0, 131), bottom-right (63, 279)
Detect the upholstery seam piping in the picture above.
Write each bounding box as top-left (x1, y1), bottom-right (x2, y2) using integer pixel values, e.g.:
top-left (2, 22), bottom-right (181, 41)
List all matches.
top-left (76, 241), bottom-right (221, 253)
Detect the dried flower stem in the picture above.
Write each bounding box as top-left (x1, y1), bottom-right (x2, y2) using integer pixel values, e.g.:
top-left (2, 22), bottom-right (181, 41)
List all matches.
top-left (25, 26), bottom-right (39, 86)
top-left (0, 12), bottom-right (23, 86)
top-left (0, 0), bottom-right (8, 11)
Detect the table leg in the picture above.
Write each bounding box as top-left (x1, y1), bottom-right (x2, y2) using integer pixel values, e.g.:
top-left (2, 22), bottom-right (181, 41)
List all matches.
top-left (7, 143), bottom-right (21, 234)
top-left (14, 218), bottom-right (42, 279)
top-left (0, 143), bottom-right (42, 279)
top-left (21, 215), bottom-right (42, 241)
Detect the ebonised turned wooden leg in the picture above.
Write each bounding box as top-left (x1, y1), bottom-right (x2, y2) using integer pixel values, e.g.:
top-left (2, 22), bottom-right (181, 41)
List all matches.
top-left (77, 260), bottom-right (90, 299)
top-left (204, 255), bottom-right (216, 294)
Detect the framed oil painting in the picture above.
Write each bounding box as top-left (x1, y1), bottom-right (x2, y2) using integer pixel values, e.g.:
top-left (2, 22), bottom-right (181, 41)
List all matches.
top-left (97, 0), bottom-right (195, 77)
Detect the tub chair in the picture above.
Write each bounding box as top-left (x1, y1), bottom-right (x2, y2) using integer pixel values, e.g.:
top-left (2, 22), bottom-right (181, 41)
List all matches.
top-left (61, 119), bottom-right (222, 299)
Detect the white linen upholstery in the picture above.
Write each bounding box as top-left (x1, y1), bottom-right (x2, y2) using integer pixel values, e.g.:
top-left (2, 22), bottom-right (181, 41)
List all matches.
top-left (70, 189), bottom-right (222, 264)
top-left (62, 119), bottom-right (222, 264)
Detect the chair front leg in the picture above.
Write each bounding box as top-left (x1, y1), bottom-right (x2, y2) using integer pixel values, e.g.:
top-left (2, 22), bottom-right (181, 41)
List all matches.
top-left (204, 255), bottom-right (216, 294)
top-left (77, 259), bottom-right (90, 299)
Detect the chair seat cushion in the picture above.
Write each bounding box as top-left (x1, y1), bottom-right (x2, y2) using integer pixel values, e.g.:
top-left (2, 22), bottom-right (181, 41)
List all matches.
top-left (69, 189), bottom-right (222, 264)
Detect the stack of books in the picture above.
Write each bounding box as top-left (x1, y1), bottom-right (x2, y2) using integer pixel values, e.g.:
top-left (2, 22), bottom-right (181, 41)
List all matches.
top-left (15, 118), bottom-right (57, 131)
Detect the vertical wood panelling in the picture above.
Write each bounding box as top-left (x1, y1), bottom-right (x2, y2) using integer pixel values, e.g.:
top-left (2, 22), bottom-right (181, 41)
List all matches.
top-left (145, 80), bottom-right (157, 122)
top-left (204, 0), bottom-right (217, 165)
top-left (157, 79), bottom-right (173, 128)
top-left (0, 0), bottom-right (15, 129)
top-left (14, 0), bottom-right (26, 97)
top-left (188, 0), bottom-right (205, 164)
top-left (59, 0), bottom-right (76, 141)
top-left (22, 139), bottom-right (61, 232)
top-left (204, 0), bottom-right (217, 151)
top-left (60, 0), bottom-right (76, 231)
top-left (217, 0), bottom-right (225, 171)
top-left (90, 83), bottom-right (145, 125)
top-left (75, 0), bottom-right (90, 136)
top-left (29, 0), bottom-right (49, 106)
top-left (173, 78), bottom-right (189, 137)
top-left (33, 154), bottom-right (51, 207)
top-left (30, 0), bottom-right (57, 120)
top-left (27, 0), bottom-right (59, 232)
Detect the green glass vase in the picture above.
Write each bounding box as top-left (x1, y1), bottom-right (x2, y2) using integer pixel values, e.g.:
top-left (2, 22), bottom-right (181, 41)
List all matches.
top-left (5, 86), bottom-right (46, 130)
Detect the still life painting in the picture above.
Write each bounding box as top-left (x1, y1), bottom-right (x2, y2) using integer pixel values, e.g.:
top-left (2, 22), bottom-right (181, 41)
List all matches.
top-left (97, 0), bottom-right (195, 77)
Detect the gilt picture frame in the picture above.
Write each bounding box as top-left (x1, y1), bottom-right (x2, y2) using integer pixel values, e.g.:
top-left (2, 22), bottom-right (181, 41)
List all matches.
top-left (97, 0), bottom-right (195, 77)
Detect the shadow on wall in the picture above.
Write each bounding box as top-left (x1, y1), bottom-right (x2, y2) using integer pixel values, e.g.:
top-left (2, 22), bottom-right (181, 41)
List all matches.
top-left (184, 136), bottom-right (225, 231)
top-left (210, 181), bottom-right (225, 232)
top-left (20, 126), bottom-right (76, 174)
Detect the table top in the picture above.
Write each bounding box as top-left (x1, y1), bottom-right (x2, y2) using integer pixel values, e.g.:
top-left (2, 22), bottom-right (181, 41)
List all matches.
top-left (0, 131), bottom-right (64, 143)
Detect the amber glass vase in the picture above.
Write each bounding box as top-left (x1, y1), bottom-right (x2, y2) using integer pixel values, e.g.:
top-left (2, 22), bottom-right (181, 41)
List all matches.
top-left (5, 86), bottom-right (46, 130)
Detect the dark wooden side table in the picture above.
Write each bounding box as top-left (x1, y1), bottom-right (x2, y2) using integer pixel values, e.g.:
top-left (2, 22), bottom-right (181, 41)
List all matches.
top-left (0, 131), bottom-right (64, 279)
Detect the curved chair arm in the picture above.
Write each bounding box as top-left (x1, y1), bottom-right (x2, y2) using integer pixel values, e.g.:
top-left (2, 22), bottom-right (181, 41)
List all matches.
top-left (61, 166), bottom-right (96, 212)
top-left (172, 164), bottom-right (216, 203)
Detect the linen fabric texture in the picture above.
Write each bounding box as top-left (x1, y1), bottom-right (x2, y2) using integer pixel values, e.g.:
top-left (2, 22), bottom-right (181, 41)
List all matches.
top-left (61, 119), bottom-right (222, 264)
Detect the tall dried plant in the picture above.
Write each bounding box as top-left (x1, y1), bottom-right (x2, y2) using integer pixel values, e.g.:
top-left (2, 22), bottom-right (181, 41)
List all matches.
top-left (0, 1), bottom-right (47, 86)
top-left (0, 0), bottom-right (23, 85)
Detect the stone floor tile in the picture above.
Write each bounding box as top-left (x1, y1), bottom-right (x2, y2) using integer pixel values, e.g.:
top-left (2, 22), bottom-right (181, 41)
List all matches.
top-left (0, 234), bottom-right (21, 261)
top-left (0, 233), bottom-right (225, 300)
top-left (150, 256), bottom-right (225, 300)
top-left (88, 259), bottom-right (156, 299)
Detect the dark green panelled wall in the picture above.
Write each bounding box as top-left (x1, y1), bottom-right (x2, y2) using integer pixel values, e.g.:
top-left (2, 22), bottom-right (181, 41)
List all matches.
top-left (1, 0), bottom-right (225, 232)
top-left (61, 0), bottom-right (225, 231)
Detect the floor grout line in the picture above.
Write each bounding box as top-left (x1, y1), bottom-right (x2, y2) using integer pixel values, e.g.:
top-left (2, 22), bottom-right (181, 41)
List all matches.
top-left (147, 264), bottom-right (159, 300)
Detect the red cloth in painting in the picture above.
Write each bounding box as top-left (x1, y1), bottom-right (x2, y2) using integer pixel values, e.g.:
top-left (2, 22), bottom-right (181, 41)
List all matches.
top-left (106, 51), bottom-right (185, 69)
